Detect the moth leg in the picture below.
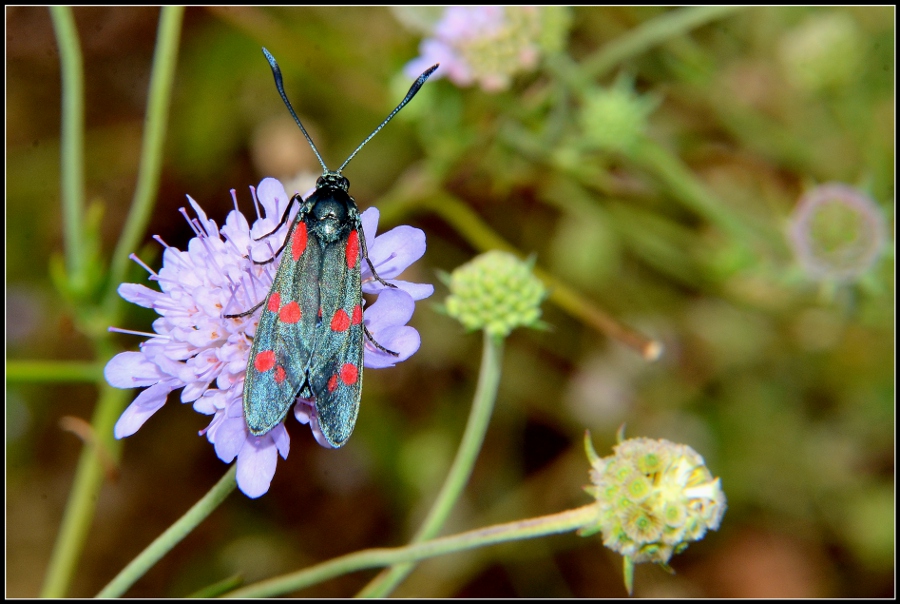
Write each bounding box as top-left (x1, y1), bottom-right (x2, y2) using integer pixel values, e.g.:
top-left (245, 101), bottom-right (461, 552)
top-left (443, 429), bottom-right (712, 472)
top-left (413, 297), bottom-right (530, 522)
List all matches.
top-left (248, 193), bottom-right (308, 266)
top-left (224, 298), bottom-right (265, 319)
top-left (359, 226), bottom-right (398, 289)
top-left (363, 324), bottom-right (399, 357)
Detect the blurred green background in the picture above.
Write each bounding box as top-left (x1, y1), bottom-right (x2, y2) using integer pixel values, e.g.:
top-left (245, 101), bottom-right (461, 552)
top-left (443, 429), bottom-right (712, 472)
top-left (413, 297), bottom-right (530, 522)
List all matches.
top-left (6, 6), bottom-right (894, 597)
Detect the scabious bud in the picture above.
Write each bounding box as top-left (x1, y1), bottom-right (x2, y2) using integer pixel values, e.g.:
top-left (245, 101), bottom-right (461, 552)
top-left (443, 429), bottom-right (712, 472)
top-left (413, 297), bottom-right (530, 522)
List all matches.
top-left (788, 183), bottom-right (887, 282)
top-left (779, 11), bottom-right (864, 93)
top-left (444, 251), bottom-right (546, 339)
top-left (402, 6), bottom-right (572, 92)
top-left (581, 433), bottom-right (726, 576)
top-left (580, 79), bottom-right (658, 154)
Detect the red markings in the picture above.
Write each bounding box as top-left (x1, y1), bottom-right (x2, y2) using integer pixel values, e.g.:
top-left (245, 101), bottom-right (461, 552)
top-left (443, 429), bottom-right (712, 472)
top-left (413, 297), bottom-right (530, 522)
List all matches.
top-left (274, 365), bottom-right (287, 384)
top-left (351, 304), bottom-right (362, 325)
top-left (340, 363), bottom-right (358, 385)
top-left (346, 230), bottom-right (359, 269)
top-left (267, 291), bottom-right (281, 313)
top-left (279, 300), bottom-right (302, 323)
top-left (255, 350), bottom-right (276, 373)
top-left (327, 374), bottom-right (339, 392)
top-left (291, 222), bottom-right (308, 261)
top-left (331, 308), bottom-right (351, 332)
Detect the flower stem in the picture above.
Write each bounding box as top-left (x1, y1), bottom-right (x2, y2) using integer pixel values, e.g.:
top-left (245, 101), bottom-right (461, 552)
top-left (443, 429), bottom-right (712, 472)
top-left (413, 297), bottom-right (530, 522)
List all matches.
top-left (96, 466), bottom-right (237, 598)
top-left (49, 6), bottom-right (86, 296)
top-left (227, 504), bottom-right (597, 598)
top-left (104, 6), bottom-right (184, 316)
top-left (583, 6), bottom-right (746, 79)
top-left (40, 353), bottom-right (128, 597)
top-left (357, 330), bottom-right (505, 597)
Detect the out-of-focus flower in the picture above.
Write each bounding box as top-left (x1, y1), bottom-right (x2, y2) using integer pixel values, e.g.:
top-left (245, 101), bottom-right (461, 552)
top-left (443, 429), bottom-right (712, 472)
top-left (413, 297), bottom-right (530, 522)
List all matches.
top-left (581, 432), bottom-right (726, 593)
top-left (402, 6), bottom-right (571, 92)
top-left (779, 11), bottom-right (864, 93)
top-left (105, 178), bottom-right (432, 497)
top-left (580, 78), bottom-right (659, 154)
top-left (443, 251), bottom-right (546, 339)
top-left (788, 183), bottom-right (887, 282)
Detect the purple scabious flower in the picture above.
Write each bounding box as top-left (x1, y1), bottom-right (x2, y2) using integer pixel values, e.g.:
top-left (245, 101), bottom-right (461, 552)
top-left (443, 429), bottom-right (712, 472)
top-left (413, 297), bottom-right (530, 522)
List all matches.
top-left (403, 6), bottom-right (571, 92)
top-left (105, 178), bottom-right (432, 498)
top-left (787, 183), bottom-right (887, 282)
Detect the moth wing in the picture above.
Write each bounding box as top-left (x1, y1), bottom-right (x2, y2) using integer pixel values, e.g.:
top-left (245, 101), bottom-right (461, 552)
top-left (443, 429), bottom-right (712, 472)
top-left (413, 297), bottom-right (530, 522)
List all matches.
top-left (309, 228), bottom-right (364, 448)
top-left (243, 219), bottom-right (320, 435)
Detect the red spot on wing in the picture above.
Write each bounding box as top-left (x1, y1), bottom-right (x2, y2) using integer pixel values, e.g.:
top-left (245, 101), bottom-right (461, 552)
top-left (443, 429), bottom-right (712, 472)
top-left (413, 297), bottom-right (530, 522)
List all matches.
top-left (254, 350), bottom-right (276, 373)
top-left (327, 374), bottom-right (339, 392)
top-left (351, 304), bottom-right (362, 325)
top-left (279, 300), bottom-right (302, 323)
top-left (291, 222), bottom-right (308, 261)
top-left (267, 291), bottom-right (281, 313)
top-left (274, 365), bottom-right (287, 384)
top-left (340, 363), bottom-right (358, 385)
top-left (331, 308), bottom-right (351, 332)
top-left (346, 230), bottom-right (359, 269)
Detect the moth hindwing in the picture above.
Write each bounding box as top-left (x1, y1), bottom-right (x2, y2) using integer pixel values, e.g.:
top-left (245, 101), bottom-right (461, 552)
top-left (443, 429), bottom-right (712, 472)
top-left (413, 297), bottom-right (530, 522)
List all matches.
top-left (230, 49), bottom-right (438, 447)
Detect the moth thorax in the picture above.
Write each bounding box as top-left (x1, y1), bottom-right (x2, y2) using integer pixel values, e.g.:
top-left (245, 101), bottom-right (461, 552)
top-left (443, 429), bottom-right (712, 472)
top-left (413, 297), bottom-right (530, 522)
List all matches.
top-left (310, 194), bottom-right (352, 241)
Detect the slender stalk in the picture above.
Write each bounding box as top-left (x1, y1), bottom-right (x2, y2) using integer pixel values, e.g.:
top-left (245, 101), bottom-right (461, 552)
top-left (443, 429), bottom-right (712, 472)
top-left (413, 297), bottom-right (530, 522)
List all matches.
top-left (40, 357), bottom-right (128, 597)
top-left (97, 467), bottom-right (237, 598)
top-left (6, 360), bottom-right (103, 383)
top-left (227, 504), bottom-right (597, 598)
top-left (104, 6), bottom-right (184, 315)
top-left (583, 6), bottom-right (746, 79)
top-left (358, 331), bottom-right (505, 597)
top-left (49, 6), bottom-right (86, 292)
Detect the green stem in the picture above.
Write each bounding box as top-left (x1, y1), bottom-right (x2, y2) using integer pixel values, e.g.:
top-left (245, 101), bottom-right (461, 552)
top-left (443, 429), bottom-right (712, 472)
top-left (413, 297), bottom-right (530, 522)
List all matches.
top-left (358, 331), bottom-right (506, 597)
top-left (583, 6), bottom-right (746, 80)
top-left (226, 504), bottom-right (597, 598)
top-left (40, 344), bottom-right (127, 597)
top-left (97, 466), bottom-right (237, 598)
top-left (104, 6), bottom-right (184, 315)
top-left (6, 360), bottom-right (103, 383)
top-left (630, 138), bottom-right (758, 244)
top-left (49, 6), bottom-right (86, 293)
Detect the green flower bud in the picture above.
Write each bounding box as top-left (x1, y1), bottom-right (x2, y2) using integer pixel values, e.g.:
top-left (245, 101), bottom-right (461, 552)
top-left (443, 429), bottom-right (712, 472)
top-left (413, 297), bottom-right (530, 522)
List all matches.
top-left (444, 251), bottom-right (546, 339)
top-left (580, 433), bottom-right (726, 571)
top-left (779, 12), bottom-right (864, 93)
top-left (580, 80), bottom-right (658, 154)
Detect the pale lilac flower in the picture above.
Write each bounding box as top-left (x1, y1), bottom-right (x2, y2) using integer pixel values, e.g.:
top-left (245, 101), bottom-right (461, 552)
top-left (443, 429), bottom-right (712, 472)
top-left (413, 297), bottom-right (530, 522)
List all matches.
top-left (788, 183), bottom-right (887, 281)
top-left (106, 178), bottom-right (431, 497)
top-left (403, 6), bottom-right (572, 92)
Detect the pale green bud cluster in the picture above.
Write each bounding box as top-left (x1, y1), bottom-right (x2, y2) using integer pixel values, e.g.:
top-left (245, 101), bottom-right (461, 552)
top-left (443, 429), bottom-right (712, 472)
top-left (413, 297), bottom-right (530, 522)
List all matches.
top-left (444, 251), bottom-right (546, 339)
top-left (579, 81), bottom-right (658, 154)
top-left (581, 434), bottom-right (726, 565)
top-left (456, 7), bottom-right (572, 91)
top-left (779, 12), bottom-right (864, 93)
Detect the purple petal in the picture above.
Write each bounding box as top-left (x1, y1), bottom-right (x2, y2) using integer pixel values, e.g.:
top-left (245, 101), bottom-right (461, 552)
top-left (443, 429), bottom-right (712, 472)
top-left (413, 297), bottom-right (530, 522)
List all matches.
top-left (368, 225), bottom-right (427, 277)
top-left (236, 435), bottom-right (279, 498)
top-left (114, 381), bottom-right (175, 438)
top-left (365, 287), bottom-right (415, 331)
top-left (363, 279), bottom-right (434, 300)
top-left (117, 283), bottom-right (164, 309)
top-left (365, 325), bottom-right (421, 368)
top-left (105, 351), bottom-right (164, 388)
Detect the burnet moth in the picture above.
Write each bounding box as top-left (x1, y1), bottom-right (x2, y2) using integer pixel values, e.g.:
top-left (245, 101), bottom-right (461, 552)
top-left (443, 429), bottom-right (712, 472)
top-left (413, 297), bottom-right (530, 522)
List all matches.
top-left (225, 48), bottom-right (438, 448)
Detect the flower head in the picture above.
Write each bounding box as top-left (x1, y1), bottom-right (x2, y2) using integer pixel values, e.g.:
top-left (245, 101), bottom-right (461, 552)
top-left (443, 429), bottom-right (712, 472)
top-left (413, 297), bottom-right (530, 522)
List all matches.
top-left (779, 11), bottom-right (864, 93)
top-left (581, 433), bottom-right (726, 591)
top-left (403, 6), bottom-right (571, 92)
top-left (788, 183), bottom-right (887, 282)
top-left (580, 78), bottom-right (659, 154)
top-left (105, 178), bottom-right (432, 497)
top-left (443, 250), bottom-right (546, 339)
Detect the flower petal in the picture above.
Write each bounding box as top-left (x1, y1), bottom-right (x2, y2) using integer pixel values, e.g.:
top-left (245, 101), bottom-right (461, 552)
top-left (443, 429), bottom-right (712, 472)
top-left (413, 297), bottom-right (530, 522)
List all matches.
top-left (105, 351), bottom-right (164, 388)
top-left (236, 435), bottom-right (279, 498)
top-left (113, 380), bottom-right (176, 438)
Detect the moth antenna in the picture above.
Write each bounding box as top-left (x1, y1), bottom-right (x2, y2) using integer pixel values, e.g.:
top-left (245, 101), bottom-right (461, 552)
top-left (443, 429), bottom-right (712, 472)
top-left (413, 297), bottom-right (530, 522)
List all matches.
top-left (336, 63), bottom-right (439, 173)
top-left (262, 47), bottom-right (329, 173)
